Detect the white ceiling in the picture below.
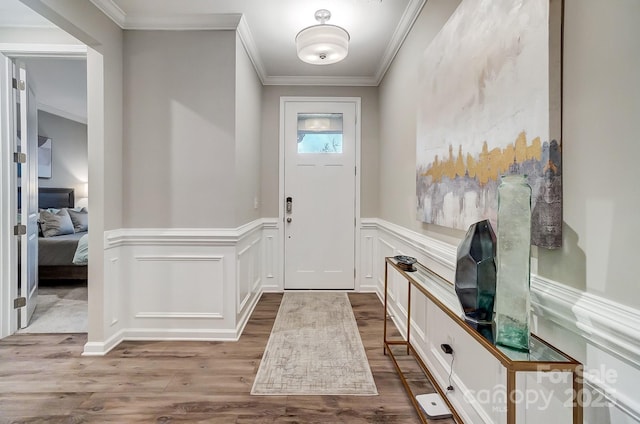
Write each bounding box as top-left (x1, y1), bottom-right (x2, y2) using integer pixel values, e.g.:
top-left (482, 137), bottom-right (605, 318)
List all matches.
top-left (0, 0), bottom-right (54, 28)
top-left (0, 1), bottom-right (87, 123)
top-left (1, 0), bottom-right (426, 122)
top-left (88, 0), bottom-right (424, 86)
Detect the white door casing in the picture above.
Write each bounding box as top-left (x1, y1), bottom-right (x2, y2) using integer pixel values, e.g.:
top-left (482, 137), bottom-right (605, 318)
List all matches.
top-left (17, 62), bottom-right (38, 328)
top-left (281, 98), bottom-right (360, 290)
top-left (0, 45), bottom-right (87, 340)
top-left (0, 52), bottom-right (18, 337)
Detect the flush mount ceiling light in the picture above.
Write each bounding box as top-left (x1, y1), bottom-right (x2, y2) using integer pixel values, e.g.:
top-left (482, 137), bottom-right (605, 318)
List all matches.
top-left (296, 9), bottom-right (350, 65)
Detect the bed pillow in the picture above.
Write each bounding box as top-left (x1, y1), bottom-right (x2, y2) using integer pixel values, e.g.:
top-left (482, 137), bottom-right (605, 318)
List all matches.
top-left (39, 208), bottom-right (75, 238)
top-left (72, 233), bottom-right (89, 265)
top-left (67, 208), bottom-right (88, 233)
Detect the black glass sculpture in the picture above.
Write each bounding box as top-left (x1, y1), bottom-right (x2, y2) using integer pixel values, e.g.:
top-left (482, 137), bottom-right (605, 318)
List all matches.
top-left (455, 219), bottom-right (497, 325)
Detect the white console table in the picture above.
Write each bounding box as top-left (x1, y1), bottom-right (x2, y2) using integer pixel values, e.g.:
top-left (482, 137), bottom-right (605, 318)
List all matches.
top-left (383, 256), bottom-right (583, 424)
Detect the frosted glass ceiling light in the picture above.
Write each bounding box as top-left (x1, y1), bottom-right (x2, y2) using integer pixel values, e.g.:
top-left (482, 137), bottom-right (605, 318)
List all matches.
top-left (296, 9), bottom-right (350, 65)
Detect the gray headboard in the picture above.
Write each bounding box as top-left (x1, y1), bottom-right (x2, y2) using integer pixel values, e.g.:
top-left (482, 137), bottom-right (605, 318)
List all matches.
top-left (18, 187), bottom-right (75, 210)
top-left (39, 188), bottom-right (75, 209)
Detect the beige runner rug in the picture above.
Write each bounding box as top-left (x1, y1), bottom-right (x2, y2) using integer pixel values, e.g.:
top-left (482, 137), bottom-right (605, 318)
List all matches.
top-left (251, 292), bottom-right (378, 395)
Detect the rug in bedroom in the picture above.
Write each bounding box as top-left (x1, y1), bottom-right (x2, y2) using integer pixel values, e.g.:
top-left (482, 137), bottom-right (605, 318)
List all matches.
top-left (17, 284), bottom-right (88, 333)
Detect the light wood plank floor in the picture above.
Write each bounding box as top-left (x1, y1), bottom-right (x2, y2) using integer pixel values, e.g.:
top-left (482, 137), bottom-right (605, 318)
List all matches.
top-left (0, 293), bottom-right (453, 423)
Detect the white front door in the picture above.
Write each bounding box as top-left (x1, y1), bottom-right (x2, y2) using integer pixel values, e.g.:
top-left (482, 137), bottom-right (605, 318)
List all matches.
top-left (283, 99), bottom-right (358, 290)
top-left (17, 62), bottom-right (38, 328)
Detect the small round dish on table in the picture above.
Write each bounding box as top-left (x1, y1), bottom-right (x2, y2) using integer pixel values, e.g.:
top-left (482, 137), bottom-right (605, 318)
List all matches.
top-left (394, 255), bottom-right (417, 272)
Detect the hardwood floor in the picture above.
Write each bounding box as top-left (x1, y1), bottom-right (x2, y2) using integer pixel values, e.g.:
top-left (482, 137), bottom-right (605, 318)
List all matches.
top-left (0, 293), bottom-right (452, 423)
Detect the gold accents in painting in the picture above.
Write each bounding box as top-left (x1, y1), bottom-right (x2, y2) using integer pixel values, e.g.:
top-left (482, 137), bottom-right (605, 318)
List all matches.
top-left (422, 132), bottom-right (550, 186)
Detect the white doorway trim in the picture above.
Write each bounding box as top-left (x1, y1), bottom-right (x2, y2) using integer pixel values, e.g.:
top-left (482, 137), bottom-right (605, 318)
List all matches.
top-left (0, 44), bottom-right (87, 58)
top-left (0, 43), bottom-right (87, 339)
top-left (278, 96), bottom-right (362, 291)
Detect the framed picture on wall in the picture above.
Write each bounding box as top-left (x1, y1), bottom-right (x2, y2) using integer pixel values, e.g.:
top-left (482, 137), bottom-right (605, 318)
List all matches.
top-left (415, 0), bottom-right (563, 249)
top-left (38, 136), bottom-right (52, 178)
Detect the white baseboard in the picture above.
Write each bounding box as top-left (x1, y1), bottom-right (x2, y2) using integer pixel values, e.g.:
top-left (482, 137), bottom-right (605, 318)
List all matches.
top-left (119, 328), bottom-right (241, 341)
top-left (82, 329), bottom-right (126, 356)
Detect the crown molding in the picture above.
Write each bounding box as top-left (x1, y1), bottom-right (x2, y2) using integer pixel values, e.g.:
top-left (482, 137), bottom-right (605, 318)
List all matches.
top-left (374, 0), bottom-right (426, 84)
top-left (123, 13), bottom-right (242, 31)
top-left (263, 75), bottom-right (379, 87)
top-left (88, 0), bottom-right (426, 86)
top-left (236, 15), bottom-right (266, 85)
top-left (89, 1), bottom-right (242, 30)
top-left (88, 0), bottom-right (126, 27)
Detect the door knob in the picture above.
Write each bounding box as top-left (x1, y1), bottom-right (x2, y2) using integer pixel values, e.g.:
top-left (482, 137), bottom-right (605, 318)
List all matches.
top-left (287, 217), bottom-right (292, 223)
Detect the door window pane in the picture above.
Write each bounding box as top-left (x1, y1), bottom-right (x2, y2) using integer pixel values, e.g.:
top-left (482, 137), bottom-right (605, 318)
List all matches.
top-left (297, 113), bottom-right (343, 153)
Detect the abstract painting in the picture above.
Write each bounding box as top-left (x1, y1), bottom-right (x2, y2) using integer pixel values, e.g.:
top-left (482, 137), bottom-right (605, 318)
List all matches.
top-left (416, 0), bottom-right (563, 248)
top-left (38, 136), bottom-right (52, 179)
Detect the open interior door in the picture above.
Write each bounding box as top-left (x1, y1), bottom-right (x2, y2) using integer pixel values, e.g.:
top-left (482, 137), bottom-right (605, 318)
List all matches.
top-left (16, 61), bottom-right (38, 328)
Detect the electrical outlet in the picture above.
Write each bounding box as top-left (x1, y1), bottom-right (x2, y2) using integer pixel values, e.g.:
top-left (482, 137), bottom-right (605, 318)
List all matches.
top-left (441, 343), bottom-right (453, 354)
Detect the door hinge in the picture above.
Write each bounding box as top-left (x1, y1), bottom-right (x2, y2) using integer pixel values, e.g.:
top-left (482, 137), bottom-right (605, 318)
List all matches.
top-left (12, 78), bottom-right (25, 91)
top-left (14, 224), bottom-right (26, 236)
top-left (13, 152), bottom-right (26, 164)
top-left (354, 268), bottom-right (356, 278)
top-left (14, 297), bottom-right (26, 309)
top-left (355, 166), bottom-right (357, 175)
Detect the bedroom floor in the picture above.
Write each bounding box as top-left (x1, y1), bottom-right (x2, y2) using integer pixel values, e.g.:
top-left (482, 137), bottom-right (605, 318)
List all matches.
top-left (17, 282), bottom-right (87, 333)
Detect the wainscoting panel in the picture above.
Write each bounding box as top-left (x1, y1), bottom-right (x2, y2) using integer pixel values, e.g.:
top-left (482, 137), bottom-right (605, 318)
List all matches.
top-left (237, 238), bottom-right (260, 313)
top-left (261, 220), bottom-right (281, 292)
top-left (236, 228), bottom-right (263, 335)
top-left (358, 223), bottom-right (377, 291)
top-left (90, 219), bottom-right (271, 356)
top-left (361, 218), bottom-right (640, 424)
top-left (106, 256), bottom-right (120, 327)
top-left (132, 254), bottom-right (225, 321)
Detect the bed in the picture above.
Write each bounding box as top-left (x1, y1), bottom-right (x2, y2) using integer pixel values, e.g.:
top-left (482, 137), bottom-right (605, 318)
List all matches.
top-left (36, 188), bottom-right (88, 281)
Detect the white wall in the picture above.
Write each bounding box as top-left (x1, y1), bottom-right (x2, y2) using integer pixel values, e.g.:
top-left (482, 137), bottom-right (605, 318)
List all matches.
top-left (123, 30), bottom-right (237, 228)
top-left (37, 110), bottom-right (87, 195)
top-left (235, 33), bottom-right (262, 226)
top-left (378, 0), bottom-right (640, 422)
top-left (261, 85), bottom-right (379, 218)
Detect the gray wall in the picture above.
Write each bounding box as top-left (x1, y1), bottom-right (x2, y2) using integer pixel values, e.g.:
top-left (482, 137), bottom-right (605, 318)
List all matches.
top-left (234, 34), bottom-right (263, 226)
top-left (0, 27), bottom-right (80, 44)
top-left (37, 110), bottom-right (87, 197)
top-left (378, 0), bottom-right (640, 309)
top-left (379, 0), bottom-right (463, 245)
top-left (22, 0), bottom-right (124, 343)
top-left (537, 0), bottom-right (640, 307)
top-left (261, 85), bottom-right (379, 218)
top-left (123, 30), bottom-right (237, 228)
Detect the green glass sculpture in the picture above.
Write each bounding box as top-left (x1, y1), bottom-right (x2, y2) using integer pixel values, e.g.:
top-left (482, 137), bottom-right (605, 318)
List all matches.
top-left (495, 174), bottom-right (532, 352)
top-left (454, 220), bottom-right (496, 325)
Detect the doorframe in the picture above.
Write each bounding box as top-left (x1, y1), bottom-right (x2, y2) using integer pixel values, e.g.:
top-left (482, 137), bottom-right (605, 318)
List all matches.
top-left (0, 43), bottom-right (87, 338)
top-left (278, 96), bottom-right (362, 291)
